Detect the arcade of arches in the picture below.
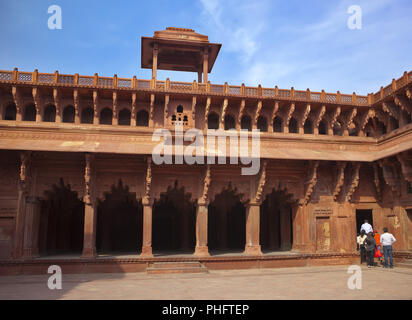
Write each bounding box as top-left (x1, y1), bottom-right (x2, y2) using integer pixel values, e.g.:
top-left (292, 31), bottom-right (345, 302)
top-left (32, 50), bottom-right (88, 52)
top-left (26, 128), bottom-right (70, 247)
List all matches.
top-left (4, 150), bottom-right (411, 262)
top-left (19, 177), bottom-right (297, 258)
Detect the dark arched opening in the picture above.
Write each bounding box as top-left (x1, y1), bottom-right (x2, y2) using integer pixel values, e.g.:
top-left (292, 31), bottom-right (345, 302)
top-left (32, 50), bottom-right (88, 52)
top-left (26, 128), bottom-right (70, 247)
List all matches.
top-left (240, 115), bottom-right (252, 131)
top-left (81, 107), bottom-right (94, 124)
top-left (260, 188), bottom-right (294, 252)
top-left (304, 119), bottom-right (313, 134)
top-left (224, 114), bottom-right (236, 130)
top-left (23, 104), bottom-right (36, 121)
top-left (257, 116), bottom-right (268, 132)
top-left (208, 112), bottom-right (219, 129)
top-left (136, 110), bottom-right (149, 126)
top-left (152, 181), bottom-right (196, 253)
top-left (4, 103), bottom-right (16, 120)
top-left (273, 116), bottom-right (282, 132)
top-left (318, 120), bottom-right (327, 135)
top-left (43, 104), bottom-right (56, 122)
top-left (208, 184), bottom-right (246, 253)
top-left (38, 178), bottom-right (84, 256)
top-left (62, 105), bottom-right (75, 123)
top-left (288, 117), bottom-right (298, 133)
top-left (118, 109), bottom-right (131, 126)
top-left (100, 108), bottom-right (113, 125)
top-left (96, 180), bottom-right (142, 253)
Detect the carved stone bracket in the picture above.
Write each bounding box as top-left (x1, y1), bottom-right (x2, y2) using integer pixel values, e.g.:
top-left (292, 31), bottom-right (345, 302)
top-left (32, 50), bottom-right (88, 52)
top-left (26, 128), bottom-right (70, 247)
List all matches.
top-left (112, 91), bottom-right (118, 119)
top-left (328, 106), bottom-right (341, 129)
top-left (394, 95), bottom-right (412, 115)
top-left (333, 161), bottom-right (347, 201)
top-left (53, 88), bottom-right (61, 118)
top-left (191, 96), bottom-right (196, 120)
top-left (382, 101), bottom-right (399, 120)
top-left (378, 159), bottom-right (401, 197)
top-left (149, 94), bottom-right (155, 121)
top-left (254, 100), bottom-right (263, 127)
top-left (143, 156), bottom-right (152, 204)
top-left (270, 101), bottom-right (279, 125)
top-left (162, 94), bottom-right (169, 121)
top-left (285, 102), bottom-right (295, 127)
top-left (373, 163), bottom-right (382, 201)
top-left (302, 160), bottom-right (319, 205)
top-left (84, 153), bottom-right (94, 205)
top-left (299, 104), bottom-right (311, 128)
top-left (32, 87), bottom-right (41, 117)
top-left (314, 105), bottom-right (326, 132)
top-left (345, 162), bottom-right (361, 202)
top-left (199, 164), bottom-right (211, 205)
top-left (131, 93), bottom-right (137, 120)
top-left (396, 152), bottom-right (412, 183)
top-left (19, 151), bottom-right (32, 194)
top-left (345, 108), bottom-right (357, 134)
top-left (406, 88), bottom-right (412, 101)
top-left (237, 99), bottom-right (245, 127)
top-left (93, 90), bottom-right (99, 118)
top-left (220, 98), bottom-right (228, 127)
top-left (204, 97), bottom-right (211, 122)
top-left (12, 86), bottom-right (22, 115)
top-left (252, 160), bottom-right (267, 204)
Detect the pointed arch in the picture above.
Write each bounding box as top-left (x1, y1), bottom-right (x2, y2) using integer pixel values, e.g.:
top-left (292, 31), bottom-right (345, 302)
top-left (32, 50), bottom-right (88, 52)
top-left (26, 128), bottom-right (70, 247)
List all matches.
top-left (62, 105), bottom-right (75, 123)
top-left (99, 107), bottom-right (113, 125)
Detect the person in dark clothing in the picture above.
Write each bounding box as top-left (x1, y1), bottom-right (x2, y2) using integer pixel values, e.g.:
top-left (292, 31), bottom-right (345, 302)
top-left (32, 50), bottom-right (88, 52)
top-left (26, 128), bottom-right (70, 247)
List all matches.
top-left (363, 232), bottom-right (376, 268)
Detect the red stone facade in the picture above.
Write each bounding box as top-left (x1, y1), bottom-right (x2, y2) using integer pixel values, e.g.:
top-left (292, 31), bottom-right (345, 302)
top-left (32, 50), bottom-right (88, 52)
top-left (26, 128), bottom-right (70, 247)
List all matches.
top-left (0, 29), bottom-right (411, 273)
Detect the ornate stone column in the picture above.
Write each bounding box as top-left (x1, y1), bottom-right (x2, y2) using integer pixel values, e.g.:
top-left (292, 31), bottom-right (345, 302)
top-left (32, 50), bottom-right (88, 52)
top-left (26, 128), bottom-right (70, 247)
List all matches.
top-left (140, 157), bottom-right (153, 258)
top-left (244, 202), bottom-right (262, 255)
top-left (202, 47), bottom-right (208, 83)
top-left (152, 43), bottom-right (158, 81)
top-left (82, 153), bottom-right (97, 258)
top-left (13, 151), bottom-right (31, 259)
top-left (141, 198), bottom-right (154, 257)
top-left (22, 196), bottom-right (41, 258)
top-left (194, 201), bottom-right (210, 257)
top-left (195, 165), bottom-right (211, 257)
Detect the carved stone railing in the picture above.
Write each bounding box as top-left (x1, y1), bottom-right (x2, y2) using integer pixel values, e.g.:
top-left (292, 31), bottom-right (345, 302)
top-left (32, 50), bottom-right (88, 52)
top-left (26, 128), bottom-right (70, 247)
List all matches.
top-left (371, 70), bottom-right (412, 104)
top-left (1, 68), bottom-right (411, 107)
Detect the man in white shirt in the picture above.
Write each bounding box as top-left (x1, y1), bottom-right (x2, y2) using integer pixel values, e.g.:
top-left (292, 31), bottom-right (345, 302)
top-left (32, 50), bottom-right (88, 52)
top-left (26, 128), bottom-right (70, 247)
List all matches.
top-left (360, 220), bottom-right (373, 234)
top-left (380, 228), bottom-right (396, 268)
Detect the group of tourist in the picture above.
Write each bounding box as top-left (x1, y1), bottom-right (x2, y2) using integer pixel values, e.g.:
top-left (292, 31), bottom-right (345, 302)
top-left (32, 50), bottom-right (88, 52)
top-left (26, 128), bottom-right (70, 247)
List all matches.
top-left (357, 219), bottom-right (396, 268)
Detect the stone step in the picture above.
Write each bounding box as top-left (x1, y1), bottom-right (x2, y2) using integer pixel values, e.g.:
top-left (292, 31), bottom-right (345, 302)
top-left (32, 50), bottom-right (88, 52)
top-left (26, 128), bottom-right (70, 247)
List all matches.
top-left (149, 262), bottom-right (203, 269)
top-left (397, 259), bottom-right (412, 269)
top-left (147, 261), bottom-right (208, 274)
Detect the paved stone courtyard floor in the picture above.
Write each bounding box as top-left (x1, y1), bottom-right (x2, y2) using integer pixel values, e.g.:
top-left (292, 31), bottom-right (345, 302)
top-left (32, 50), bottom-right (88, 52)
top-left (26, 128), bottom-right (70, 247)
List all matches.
top-left (0, 265), bottom-right (411, 300)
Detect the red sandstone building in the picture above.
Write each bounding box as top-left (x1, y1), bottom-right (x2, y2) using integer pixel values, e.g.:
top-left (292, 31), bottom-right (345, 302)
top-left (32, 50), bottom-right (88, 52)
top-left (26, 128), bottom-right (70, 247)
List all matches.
top-left (0, 28), bottom-right (411, 273)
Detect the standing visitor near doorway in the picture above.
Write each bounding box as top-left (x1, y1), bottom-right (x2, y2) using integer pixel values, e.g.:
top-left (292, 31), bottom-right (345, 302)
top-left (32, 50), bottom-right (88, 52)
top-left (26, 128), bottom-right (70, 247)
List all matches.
top-left (357, 230), bottom-right (367, 264)
top-left (360, 219), bottom-right (373, 234)
top-left (380, 228), bottom-right (396, 269)
top-left (363, 232), bottom-right (376, 268)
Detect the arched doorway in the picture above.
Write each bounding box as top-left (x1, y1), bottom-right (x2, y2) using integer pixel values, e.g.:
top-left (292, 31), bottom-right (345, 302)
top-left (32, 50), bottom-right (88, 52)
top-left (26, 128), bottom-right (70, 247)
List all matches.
top-left (152, 181), bottom-right (196, 254)
top-left (96, 180), bottom-right (142, 254)
top-left (208, 183), bottom-right (246, 253)
top-left (38, 178), bottom-right (84, 256)
top-left (260, 188), bottom-right (295, 252)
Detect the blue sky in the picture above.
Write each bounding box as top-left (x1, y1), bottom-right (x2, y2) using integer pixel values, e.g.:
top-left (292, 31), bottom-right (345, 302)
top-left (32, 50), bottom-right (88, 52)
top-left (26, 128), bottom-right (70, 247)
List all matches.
top-left (0, 0), bottom-right (411, 95)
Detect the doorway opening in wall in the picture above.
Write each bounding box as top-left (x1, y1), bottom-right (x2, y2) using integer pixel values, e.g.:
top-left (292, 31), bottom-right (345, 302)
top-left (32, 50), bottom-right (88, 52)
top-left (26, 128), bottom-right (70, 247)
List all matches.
top-left (208, 183), bottom-right (246, 255)
top-left (96, 180), bottom-right (143, 255)
top-left (260, 188), bottom-right (294, 254)
top-left (38, 178), bottom-right (84, 257)
top-left (152, 181), bottom-right (196, 256)
top-left (356, 209), bottom-right (373, 234)
top-left (406, 209), bottom-right (412, 250)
